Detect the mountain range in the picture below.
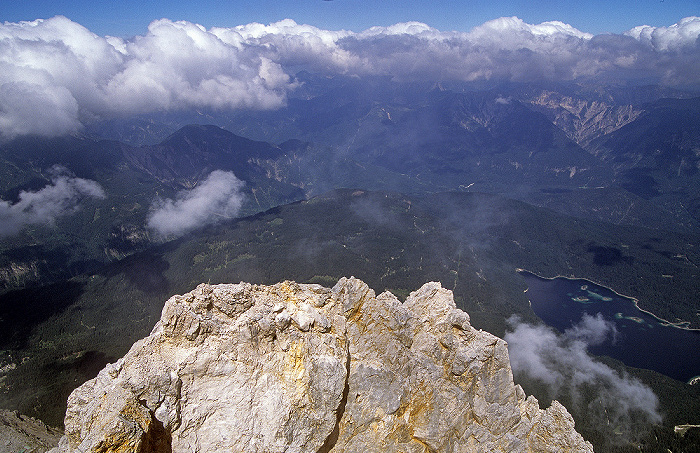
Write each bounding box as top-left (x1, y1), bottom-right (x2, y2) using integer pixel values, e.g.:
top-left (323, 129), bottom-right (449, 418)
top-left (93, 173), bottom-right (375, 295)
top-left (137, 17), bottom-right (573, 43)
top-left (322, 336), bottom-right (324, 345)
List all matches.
top-left (1, 76), bottom-right (699, 451)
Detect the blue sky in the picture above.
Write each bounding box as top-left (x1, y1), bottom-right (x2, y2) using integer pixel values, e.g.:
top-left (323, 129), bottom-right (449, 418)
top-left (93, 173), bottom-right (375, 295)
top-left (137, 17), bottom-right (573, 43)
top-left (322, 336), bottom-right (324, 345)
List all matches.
top-left (3, 0), bottom-right (698, 37)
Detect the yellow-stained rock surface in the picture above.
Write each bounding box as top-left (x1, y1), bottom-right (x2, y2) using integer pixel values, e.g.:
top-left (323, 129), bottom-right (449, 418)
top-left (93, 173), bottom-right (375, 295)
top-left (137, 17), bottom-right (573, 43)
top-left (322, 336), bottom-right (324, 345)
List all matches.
top-left (50, 278), bottom-right (593, 452)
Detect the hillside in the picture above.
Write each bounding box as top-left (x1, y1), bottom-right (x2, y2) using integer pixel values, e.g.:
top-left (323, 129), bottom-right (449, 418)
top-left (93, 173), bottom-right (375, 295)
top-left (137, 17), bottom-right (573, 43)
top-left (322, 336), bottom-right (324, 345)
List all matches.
top-left (1, 77), bottom-right (700, 452)
top-left (0, 128), bottom-right (310, 291)
top-left (589, 97), bottom-right (700, 223)
top-left (3, 80), bottom-right (699, 294)
top-left (1, 189), bottom-right (698, 452)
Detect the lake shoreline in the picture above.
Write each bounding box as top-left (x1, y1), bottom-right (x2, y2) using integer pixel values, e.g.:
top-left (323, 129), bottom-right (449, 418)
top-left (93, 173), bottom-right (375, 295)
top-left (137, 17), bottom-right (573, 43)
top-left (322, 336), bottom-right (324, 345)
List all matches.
top-left (515, 268), bottom-right (700, 333)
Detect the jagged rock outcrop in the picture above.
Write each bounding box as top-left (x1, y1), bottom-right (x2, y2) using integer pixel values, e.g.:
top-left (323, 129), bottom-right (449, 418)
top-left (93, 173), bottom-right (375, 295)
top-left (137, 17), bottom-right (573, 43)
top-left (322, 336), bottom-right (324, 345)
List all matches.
top-left (50, 278), bottom-right (592, 452)
top-left (525, 90), bottom-right (643, 146)
top-left (0, 409), bottom-right (63, 453)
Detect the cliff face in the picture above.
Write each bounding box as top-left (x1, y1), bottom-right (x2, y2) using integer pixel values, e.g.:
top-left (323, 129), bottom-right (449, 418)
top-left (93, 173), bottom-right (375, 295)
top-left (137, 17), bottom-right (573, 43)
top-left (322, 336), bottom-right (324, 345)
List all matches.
top-left (50, 278), bottom-right (592, 452)
top-left (525, 91), bottom-right (643, 147)
top-left (0, 409), bottom-right (62, 453)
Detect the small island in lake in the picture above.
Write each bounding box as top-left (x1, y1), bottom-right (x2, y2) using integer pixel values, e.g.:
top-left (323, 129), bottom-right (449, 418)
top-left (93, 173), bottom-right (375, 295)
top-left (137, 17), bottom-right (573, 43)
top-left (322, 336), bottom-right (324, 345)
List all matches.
top-left (519, 270), bottom-right (700, 383)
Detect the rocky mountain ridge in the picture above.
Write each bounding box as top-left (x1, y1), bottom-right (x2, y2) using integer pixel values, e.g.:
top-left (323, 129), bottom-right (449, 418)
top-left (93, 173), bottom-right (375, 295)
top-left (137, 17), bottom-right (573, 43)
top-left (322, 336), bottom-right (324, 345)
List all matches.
top-left (0, 409), bottom-right (62, 453)
top-left (50, 277), bottom-right (591, 452)
top-left (525, 90), bottom-right (643, 146)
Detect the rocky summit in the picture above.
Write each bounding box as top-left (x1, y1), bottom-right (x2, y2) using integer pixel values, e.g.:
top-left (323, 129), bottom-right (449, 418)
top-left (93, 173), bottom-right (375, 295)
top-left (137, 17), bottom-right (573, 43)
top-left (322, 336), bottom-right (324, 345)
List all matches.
top-left (50, 278), bottom-right (592, 452)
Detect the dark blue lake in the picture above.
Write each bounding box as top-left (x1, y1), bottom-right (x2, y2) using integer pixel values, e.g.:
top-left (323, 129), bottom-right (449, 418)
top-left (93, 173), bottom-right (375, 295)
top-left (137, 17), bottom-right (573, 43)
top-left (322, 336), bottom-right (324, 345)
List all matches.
top-left (519, 270), bottom-right (700, 384)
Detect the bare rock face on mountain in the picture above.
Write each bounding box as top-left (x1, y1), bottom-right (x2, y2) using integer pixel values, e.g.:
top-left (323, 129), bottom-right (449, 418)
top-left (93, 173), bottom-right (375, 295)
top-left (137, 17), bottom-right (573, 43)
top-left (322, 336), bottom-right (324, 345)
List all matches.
top-left (0, 409), bottom-right (62, 453)
top-left (525, 90), bottom-right (643, 146)
top-left (50, 278), bottom-right (592, 452)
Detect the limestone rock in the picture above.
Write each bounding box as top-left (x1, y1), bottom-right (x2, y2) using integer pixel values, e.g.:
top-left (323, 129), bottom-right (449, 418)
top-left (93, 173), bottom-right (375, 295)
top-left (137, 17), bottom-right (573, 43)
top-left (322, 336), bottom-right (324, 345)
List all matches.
top-left (0, 409), bottom-right (62, 453)
top-left (50, 278), bottom-right (593, 452)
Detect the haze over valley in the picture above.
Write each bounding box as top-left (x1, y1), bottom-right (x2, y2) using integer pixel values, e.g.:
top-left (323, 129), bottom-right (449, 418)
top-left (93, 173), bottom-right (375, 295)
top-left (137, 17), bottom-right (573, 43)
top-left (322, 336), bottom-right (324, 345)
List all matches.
top-left (1, 8), bottom-right (700, 452)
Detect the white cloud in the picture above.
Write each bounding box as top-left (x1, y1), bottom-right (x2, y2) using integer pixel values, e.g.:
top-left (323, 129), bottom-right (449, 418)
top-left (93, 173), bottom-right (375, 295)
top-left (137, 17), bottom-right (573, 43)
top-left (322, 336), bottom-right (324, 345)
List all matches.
top-left (468, 16), bottom-right (593, 42)
top-left (625, 16), bottom-right (700, 51)
top-left (563, 311), bottom-right (619, 345)
top-left (504, 314), bottom-right (662, 438)
top-left (146, 170), bottom-right (245, 237)
top-left (0, 81), bottom-right (81, 137)
top-left (102, 19), bottom-right (291, 113)
top-left (217, 19), bottom-right (360, 73)
top-left (1, 15), bottom-right (699, 137)
top-left (358, 21), bottom-right (438, 38)
top-left (0, 165), bottom-right (106, 237)
top-left (0, 16), bottom-right (293, 138)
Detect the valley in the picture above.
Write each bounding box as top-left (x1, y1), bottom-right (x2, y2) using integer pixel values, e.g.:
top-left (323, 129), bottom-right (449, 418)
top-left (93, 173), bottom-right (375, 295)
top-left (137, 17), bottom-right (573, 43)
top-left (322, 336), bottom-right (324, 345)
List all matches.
top-left (1, 77), bottom-right (699, 452)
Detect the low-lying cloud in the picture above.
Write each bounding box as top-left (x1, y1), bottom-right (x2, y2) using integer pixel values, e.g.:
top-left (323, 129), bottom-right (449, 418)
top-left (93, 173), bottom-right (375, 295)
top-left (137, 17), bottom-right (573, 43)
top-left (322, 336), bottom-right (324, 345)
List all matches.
top-left (0, 166), bottom-right (106, 237)
top-left (1, 15), bottom-right (699, 137)
top-left (147, 170), bottom-right (245, 237)
top-left (505, 314), bottom-right (661, 442)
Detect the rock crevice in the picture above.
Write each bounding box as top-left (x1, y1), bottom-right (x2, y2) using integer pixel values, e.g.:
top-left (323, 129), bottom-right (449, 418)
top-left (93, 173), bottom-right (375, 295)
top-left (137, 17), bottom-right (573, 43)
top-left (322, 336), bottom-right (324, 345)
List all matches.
top-left (50, 277), bottom-right (593, 452)
top-left (318, 347), bottom-right (351, 453)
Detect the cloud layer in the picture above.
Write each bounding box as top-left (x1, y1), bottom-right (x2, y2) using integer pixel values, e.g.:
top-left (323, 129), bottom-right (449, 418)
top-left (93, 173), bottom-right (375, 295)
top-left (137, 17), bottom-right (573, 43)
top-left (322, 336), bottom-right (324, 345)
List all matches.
top-left (146, 170), bottom-right (245, 237)
top-left (0, 166), bottom-right (106, 236)
top-left (1, 15), bottom-right (699, 137)
top-left (505, 314), bottom-right (661, 441)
